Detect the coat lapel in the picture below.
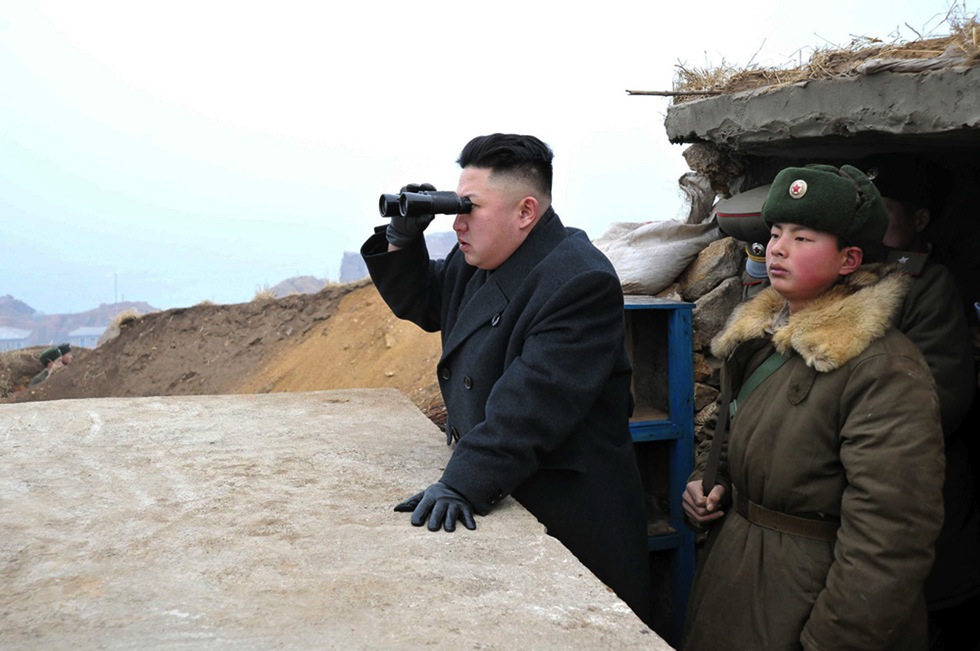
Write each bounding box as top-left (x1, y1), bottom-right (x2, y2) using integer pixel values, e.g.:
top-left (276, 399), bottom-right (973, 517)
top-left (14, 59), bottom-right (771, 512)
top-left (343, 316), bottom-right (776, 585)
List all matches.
top-left (440, 208), bottom-right (566, 363)
top-left (441, 274), bottom-right (508, 361)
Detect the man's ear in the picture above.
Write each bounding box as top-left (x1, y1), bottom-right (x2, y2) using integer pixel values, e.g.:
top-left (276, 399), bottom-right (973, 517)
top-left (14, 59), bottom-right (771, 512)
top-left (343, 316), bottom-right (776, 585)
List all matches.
top-left (839, 246), bottom-right (864, 276)
top-left (517, 196), bottom-right (539, 229)
top-left (913, 208), bottom-right (931, 233)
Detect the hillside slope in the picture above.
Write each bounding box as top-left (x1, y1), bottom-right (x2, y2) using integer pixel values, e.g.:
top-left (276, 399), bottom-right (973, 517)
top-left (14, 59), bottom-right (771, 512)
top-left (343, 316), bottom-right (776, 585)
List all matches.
top-left (2, 280), bottom-right (445, 424)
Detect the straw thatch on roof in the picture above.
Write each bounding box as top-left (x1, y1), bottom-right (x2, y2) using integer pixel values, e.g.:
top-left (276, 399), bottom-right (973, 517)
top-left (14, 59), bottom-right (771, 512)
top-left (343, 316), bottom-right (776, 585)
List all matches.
top-left (670, 9), bottom-right (979, 102)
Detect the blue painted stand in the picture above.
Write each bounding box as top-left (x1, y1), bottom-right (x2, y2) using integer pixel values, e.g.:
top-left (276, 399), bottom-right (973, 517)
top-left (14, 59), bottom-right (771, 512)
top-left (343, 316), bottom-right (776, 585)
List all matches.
top-left (624, 296), bottom-right (695, 647)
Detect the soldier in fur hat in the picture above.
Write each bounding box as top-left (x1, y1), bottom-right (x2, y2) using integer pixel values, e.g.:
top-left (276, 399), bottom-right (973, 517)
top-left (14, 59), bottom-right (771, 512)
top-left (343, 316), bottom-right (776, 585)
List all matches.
top-left (682, 164), bottom-right (945, 649)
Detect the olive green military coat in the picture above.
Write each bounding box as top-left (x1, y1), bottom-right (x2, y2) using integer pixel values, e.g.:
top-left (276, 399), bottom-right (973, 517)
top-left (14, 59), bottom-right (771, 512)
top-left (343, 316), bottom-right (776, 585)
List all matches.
top-left (685, 264), bottom-right (945, 650)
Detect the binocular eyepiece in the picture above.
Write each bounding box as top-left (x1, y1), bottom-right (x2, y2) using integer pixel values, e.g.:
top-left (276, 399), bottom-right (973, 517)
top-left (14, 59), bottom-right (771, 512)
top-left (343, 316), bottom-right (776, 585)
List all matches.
top-left (378, 191), bottom-right (473, 218)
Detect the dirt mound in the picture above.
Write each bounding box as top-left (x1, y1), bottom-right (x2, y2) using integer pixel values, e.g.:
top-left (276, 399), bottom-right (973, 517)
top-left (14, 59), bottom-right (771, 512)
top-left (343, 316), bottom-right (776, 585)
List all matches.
top-left (238, 281), bottom-right (446, 424)
top-left (1, 280), bottom-right (446, 425)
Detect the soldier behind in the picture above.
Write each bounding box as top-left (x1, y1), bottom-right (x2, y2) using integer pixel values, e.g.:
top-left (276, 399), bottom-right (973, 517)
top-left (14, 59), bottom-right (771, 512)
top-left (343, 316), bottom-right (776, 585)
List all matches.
top-left (711, 184), bottom-right (772, 301)
top-left (361, 134), bottom-right (651, 625)
top-left (872, 156), bottom-right (980, 651)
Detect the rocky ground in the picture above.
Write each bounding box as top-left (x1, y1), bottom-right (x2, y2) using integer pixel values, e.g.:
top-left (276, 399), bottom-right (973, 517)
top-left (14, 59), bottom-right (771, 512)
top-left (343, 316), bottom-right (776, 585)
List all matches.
top-left (0, 279), bottom-right (447, 426)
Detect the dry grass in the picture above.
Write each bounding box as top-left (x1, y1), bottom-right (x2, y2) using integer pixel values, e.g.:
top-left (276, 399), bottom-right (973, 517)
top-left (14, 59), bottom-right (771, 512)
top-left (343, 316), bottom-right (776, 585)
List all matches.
top-left (95, 308), bottom-right (145, 348)
top-left (672, 4), bottom-right (979, 102)
top-left (111, 308), bottom-right (142, 328)
top-left (252, 285), bottom-right (278, 302)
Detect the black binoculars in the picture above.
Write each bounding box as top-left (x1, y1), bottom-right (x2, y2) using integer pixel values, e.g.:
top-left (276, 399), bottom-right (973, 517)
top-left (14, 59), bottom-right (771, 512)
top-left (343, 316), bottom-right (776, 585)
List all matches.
top-left (378, 191), bottom-right (473, 218)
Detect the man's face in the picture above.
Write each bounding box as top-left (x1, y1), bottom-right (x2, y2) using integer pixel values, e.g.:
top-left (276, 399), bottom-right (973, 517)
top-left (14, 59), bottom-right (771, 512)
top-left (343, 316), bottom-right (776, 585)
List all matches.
top-left (881, 197), bottom-right (920, 250)
top-left (453, 167), bottom-right (533, 270)
top-left (766, 222), bottom-right (859, 313)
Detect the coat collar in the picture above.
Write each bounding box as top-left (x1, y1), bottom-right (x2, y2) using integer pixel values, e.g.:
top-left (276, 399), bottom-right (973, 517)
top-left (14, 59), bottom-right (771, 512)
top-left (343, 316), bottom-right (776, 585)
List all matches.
top-left (711, 263), bottom-right (911, 372)
top-left (485, 207), bottom-right (563, 299)
top-left (441, 208), bottom-right (565, 361)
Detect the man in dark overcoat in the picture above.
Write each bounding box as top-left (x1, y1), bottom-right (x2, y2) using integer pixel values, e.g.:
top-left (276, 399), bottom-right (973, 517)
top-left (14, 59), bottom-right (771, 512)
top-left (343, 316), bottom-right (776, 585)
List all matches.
top-left (361, 133), bottom-right (651, 624)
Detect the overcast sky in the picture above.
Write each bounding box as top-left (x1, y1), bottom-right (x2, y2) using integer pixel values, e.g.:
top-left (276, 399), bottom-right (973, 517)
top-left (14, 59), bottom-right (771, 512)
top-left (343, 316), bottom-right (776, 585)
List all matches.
top-left (1, 0), bottom-right (968, 314)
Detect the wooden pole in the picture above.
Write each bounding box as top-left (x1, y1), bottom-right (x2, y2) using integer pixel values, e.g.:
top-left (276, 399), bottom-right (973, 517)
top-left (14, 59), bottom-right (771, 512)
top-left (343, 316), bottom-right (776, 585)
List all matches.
top-left (625, 89), bottom-right (724, 96)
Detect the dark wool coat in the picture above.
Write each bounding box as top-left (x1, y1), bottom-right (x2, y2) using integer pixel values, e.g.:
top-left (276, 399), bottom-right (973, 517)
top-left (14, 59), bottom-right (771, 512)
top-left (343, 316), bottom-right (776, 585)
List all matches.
top-left (684, 264), bottom-right (945, 650)
top-left (362, 209), bottom-right (651, 622)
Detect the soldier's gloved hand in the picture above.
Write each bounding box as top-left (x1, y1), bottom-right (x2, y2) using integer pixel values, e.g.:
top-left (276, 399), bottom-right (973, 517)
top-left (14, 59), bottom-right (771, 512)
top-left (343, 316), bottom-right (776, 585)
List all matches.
top-left (386, 183), bottom-right (436, 248)
top-left (393, 480), bottom-right (476, 532)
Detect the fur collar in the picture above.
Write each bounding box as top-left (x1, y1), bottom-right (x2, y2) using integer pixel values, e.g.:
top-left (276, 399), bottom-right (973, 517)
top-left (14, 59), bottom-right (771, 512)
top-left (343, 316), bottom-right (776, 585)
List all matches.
top-left (711, 263), bottom-right (910, 372)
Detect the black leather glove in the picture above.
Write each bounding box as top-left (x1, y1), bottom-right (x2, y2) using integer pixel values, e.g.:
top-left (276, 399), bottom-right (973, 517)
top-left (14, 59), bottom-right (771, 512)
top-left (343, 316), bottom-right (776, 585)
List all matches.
top-left (386, 183), bottom-right (436, 248)
top-left (393, 481), bottom-right (476, 532)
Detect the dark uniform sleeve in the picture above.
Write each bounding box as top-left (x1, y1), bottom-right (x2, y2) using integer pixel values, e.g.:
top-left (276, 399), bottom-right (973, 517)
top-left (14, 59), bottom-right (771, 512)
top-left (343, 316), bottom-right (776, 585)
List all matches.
top-left (899, 264), bottom-right (976, 432)
top-left (361, 226), bottom-right (445, 333)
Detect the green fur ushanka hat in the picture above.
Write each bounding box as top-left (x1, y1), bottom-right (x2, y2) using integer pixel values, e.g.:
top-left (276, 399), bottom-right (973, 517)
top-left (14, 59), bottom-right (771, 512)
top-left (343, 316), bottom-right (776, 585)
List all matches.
top-left (761, 164), bottom-right (889, 255)
top-left (39, 346), bottom-right (62, 366)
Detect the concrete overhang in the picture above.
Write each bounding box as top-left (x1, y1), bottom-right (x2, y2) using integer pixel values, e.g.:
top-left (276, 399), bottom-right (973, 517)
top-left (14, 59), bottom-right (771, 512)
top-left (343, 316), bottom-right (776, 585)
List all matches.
top-left (664, 66), bottom-right (980, 159)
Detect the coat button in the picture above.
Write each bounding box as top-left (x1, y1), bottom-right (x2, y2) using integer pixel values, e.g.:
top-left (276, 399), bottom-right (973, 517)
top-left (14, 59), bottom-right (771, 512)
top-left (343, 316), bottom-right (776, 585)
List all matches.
top-left (491, 313), bottom-right (501, 326)
top-left (441, 367), bottom-right (451, 380)
top-left (463, 376), bottom-right (472, 389)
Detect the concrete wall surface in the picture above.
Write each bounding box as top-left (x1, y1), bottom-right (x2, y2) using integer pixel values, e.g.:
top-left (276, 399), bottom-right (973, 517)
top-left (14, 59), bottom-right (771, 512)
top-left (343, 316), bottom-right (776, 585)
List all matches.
top-left (0, 389), bottom-right (670, 650)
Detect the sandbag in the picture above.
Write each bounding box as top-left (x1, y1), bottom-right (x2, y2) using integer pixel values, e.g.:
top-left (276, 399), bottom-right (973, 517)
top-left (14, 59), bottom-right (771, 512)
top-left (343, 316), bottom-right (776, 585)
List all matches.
top-left (593, 219), bottom-right (721, 295)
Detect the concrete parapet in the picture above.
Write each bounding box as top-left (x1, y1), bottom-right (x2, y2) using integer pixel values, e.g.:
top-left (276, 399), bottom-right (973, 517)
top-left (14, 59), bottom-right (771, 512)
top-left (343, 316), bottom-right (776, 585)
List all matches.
top-left (0, 389), bottom-right (669, 649)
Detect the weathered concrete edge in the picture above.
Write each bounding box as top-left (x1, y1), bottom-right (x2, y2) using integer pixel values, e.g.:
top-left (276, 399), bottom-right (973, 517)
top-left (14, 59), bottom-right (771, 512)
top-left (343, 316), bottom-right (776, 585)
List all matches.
top-left (664, 66), bottom-right (980, 151)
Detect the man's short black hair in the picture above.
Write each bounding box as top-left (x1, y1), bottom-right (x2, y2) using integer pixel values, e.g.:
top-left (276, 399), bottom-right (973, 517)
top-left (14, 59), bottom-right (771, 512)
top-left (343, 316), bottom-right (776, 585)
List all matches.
top-left (457, 133), bottom-right (554, 197)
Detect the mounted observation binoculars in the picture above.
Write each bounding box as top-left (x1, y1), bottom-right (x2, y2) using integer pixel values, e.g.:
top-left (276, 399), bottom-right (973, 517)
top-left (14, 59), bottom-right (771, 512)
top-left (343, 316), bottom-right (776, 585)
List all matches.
top-left (378, 191), bottom-right (473, 218)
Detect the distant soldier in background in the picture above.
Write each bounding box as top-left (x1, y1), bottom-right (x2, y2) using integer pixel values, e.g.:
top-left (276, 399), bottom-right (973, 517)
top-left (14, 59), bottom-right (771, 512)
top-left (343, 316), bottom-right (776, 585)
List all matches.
top-left (29, 343), bottom-right (72, 386)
